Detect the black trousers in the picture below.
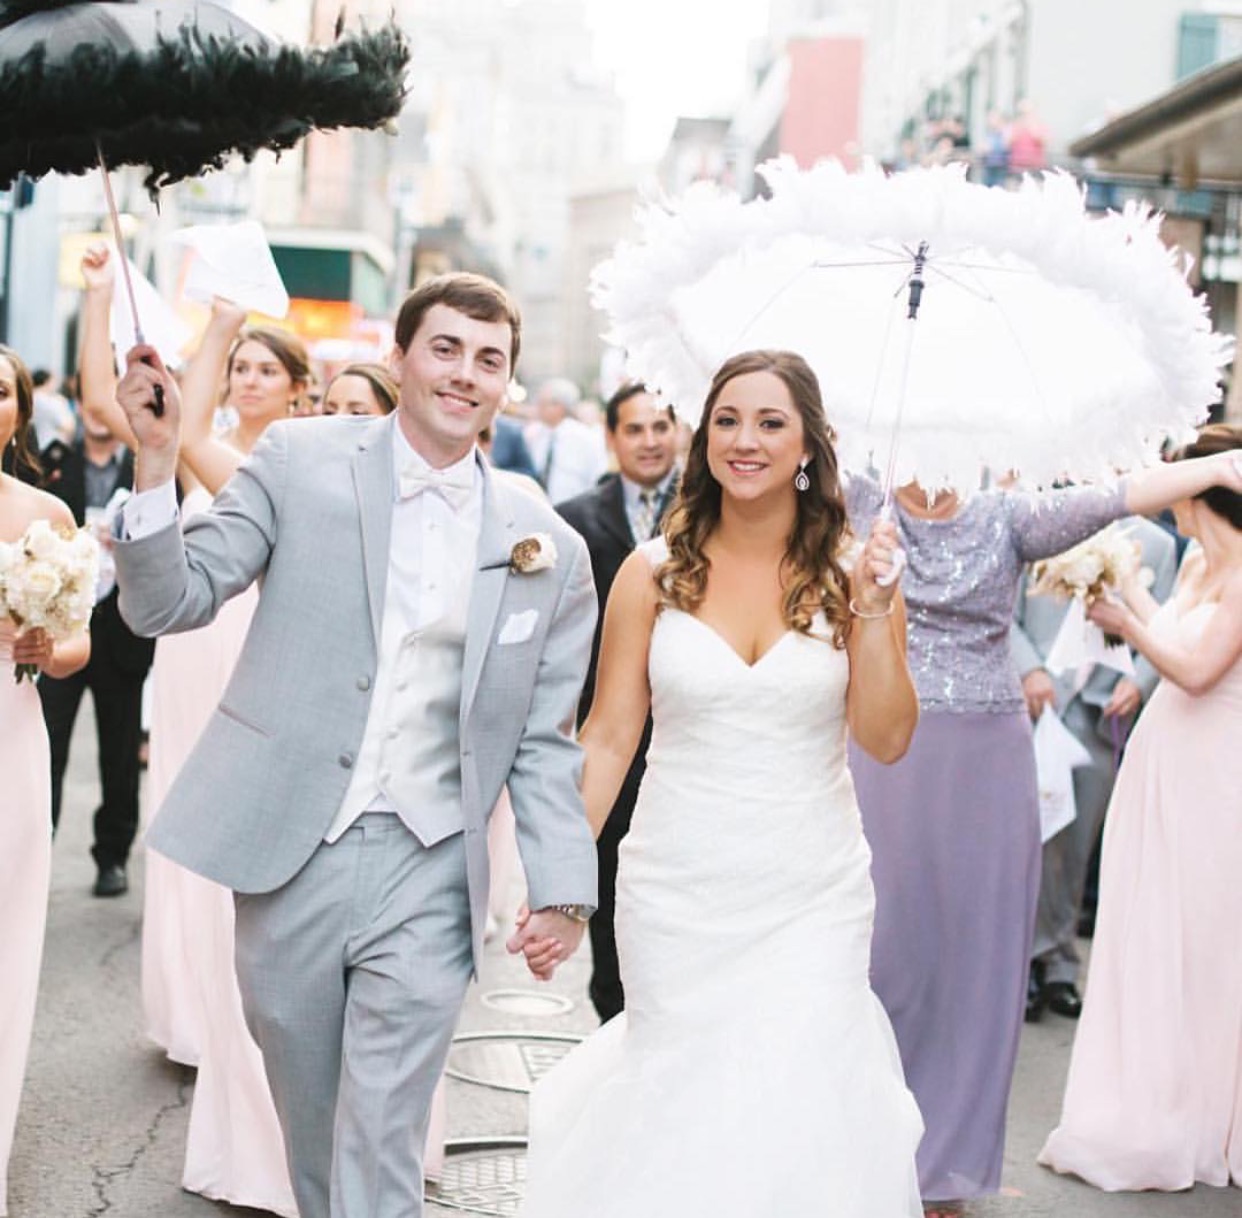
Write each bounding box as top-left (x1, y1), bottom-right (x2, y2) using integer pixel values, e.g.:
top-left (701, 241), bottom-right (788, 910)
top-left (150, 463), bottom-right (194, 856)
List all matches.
top-left (38, 635), bottom-right (149, 869)
top-left (588, 768), bottom-right (643, 1024)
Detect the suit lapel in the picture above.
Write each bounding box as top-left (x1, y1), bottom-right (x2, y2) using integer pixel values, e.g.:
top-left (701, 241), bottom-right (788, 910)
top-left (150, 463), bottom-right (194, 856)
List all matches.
top-left (461, 460), bottom-right (518, 725)
top-left (351, 414), bottom-right (396, 650)
top-left (599, 474), bottom-right (635, 552)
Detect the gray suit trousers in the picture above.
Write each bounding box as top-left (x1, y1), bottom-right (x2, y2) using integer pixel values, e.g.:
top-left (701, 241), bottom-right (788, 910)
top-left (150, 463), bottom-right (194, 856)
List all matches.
top-left (1031, 698), bottom-right (1118, 984)
top-left (234, 814), bottom-right (472, 1218)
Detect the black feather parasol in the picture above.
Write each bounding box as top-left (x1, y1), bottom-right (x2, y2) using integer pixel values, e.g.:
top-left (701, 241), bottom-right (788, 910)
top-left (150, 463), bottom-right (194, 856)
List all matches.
top-left (0, 0), bottom-right (410, 194)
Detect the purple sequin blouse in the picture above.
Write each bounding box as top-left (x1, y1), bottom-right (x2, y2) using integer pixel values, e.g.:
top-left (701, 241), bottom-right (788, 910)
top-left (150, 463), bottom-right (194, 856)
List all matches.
top-left (845, 477), bottom-right (1127, 713)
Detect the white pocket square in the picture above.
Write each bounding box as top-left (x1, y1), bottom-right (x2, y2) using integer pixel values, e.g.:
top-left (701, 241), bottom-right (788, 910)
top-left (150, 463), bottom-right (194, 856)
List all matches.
top-left (497, 609), bottom-right (539, 646)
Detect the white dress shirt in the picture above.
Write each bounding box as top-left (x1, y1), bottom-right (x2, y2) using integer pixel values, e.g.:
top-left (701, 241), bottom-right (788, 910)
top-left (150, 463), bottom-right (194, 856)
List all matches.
top-left (122, 428), bottom-right (484, 843)
top-left (526, 417), bottom-right (608, 505)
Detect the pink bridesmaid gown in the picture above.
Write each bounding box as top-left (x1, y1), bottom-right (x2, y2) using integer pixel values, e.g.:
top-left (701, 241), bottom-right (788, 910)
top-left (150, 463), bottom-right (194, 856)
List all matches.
top-left (0, 626), bottom-right (52, 1217)
top-left (1040, 599), bottom-right (1242, 1190)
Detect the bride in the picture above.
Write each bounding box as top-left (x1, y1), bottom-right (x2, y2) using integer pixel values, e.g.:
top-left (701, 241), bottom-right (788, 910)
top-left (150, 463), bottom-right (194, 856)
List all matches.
top-left (515, 350), bottom-right (924, 1216)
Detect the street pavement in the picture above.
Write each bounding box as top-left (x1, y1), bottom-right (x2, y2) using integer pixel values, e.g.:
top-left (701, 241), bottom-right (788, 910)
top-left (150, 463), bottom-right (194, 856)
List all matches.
top-left (8, 701), bottom-right (1237, 1217)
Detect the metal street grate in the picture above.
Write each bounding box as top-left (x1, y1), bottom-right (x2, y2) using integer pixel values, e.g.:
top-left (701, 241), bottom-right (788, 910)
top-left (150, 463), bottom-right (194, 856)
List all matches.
top-left (427, 1137), bottom-right (527, 1216)
top-left (445, 1031), bottom-right (582, 1093)
top-left (479, 988), bottom-right (574, 1017)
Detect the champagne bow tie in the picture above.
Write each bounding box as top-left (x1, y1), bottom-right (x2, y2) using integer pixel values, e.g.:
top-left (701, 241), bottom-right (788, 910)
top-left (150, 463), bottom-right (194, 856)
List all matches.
top-left (398, 464), bottom-right (473, 511)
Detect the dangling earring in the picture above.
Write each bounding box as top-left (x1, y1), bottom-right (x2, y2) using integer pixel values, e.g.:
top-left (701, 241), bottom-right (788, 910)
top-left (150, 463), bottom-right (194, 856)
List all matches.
top-left (794, 457), bottom-right (811, 492)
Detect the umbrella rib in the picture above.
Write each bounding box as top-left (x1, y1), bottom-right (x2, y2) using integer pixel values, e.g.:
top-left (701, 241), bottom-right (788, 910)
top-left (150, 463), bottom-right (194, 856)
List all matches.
top-left (925, 261), bottom-right (1055, 428)
top-left (724, 261), bottom-right (820, 353)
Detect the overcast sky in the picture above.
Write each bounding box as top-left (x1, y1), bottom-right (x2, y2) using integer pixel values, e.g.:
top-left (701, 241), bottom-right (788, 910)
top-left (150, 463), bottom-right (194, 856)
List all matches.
top-left (584, 0), bottom-right (773, 161)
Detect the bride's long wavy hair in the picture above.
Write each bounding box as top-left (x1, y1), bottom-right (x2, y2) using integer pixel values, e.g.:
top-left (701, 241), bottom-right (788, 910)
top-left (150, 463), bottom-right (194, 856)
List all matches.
top-left (657, 350), bottom-right (854, 647)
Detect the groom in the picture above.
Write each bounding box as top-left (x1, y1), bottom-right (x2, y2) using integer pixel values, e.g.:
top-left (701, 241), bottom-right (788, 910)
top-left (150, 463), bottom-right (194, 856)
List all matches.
top-left (112, 273), bottom-right (598, 1218)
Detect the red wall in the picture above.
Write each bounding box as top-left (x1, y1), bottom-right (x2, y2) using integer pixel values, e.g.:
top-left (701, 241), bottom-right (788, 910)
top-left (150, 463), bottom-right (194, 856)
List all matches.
top-left (779, 36), bottom-right (864, 168)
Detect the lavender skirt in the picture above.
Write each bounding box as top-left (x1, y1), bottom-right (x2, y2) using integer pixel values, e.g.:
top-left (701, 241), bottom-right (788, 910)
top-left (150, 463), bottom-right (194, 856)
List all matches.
top-left (849, 710), bottom-right (1040, 1201)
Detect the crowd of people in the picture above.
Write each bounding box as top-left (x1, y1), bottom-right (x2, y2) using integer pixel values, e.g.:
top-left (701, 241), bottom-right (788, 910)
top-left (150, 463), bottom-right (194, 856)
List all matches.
top-left (0, 247), bottom-right (1239, 1218)
top-left (895, 97), bottom-right (1049, 186)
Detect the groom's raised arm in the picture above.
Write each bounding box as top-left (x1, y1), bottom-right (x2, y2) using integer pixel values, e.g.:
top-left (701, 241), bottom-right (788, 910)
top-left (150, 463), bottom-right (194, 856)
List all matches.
top-left (112, 345), bottom-right (283, 638)
top-left (505, 531), bottom-right (599, 914)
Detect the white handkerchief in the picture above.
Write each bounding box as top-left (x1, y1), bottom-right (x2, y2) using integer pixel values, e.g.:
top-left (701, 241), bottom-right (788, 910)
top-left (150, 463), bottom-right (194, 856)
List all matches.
top-left (1045, 596), bottom-right (1135, 678)
top-left (109, 251), bottom-right (192, 370)
top-left (497, 609), bottom-right (539, 646)
top-left (171, 220), bottom-right (290, 318)
top-left (1033, 706), bottom-right (1094, 843)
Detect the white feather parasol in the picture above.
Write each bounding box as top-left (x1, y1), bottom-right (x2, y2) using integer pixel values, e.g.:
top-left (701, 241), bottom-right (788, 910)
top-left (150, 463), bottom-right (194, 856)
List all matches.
top-left (591, 158), bottom-right (1233, 492)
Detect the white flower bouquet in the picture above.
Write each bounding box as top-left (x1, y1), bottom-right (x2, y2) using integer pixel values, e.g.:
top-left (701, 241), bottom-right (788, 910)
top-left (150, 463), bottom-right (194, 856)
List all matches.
top-left (0, 518), bottom-right (99, 682)
top-left (1029, 522), bottom-right (1147, 674)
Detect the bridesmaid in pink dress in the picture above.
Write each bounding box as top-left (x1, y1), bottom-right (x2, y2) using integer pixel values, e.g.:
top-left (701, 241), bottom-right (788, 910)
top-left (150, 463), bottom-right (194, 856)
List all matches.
top-left (1040, 424), bottom-right (1242, 1191)
top-left (0, 346), bottom-right (91, 1216)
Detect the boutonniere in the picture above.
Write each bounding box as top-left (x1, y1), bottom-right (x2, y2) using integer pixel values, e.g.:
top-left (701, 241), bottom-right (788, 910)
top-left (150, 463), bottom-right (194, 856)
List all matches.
top-left (508, 533), bottom-right (557, 574)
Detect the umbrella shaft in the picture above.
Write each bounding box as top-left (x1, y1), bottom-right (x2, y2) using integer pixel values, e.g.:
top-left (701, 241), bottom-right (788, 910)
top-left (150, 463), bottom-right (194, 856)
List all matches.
top-left (95, 145), bottom-right (144, 345)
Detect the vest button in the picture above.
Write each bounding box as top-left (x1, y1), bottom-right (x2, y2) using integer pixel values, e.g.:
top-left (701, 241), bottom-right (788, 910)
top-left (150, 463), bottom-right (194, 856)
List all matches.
top-left (357, 676), bottom-right (372, 691)
top-left (338, 753), bottom-right (354, 769)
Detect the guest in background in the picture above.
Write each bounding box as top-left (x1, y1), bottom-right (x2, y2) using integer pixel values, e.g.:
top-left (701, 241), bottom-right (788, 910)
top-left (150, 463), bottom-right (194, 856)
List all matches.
top-left (1040, 424), bottom-right (1242, 1192)
top-left (0, 343), bottom-right (90, 1217)
top-left (37, 391), bottom-right (153, 898)
top-left (844, 446), bottom-right (1242, 1218)
top-left (556, 382), bottom-right (679, 1021)
top-left (525, 376), bottom-right (608, 504)
top-left (1012, 516), bottom-right (1177, 1022)
top-left (319, 363), bottom-right (397, 417)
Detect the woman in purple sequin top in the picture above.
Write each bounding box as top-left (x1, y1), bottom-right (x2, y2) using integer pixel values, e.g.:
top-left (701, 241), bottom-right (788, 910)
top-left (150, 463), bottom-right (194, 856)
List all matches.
top-left (843, 449), bottom-right (1242, 1215)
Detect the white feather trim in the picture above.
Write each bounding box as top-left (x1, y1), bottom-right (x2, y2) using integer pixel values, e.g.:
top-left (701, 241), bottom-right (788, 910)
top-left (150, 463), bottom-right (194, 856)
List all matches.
top-left (591, 158), bottom-right (1232, 492)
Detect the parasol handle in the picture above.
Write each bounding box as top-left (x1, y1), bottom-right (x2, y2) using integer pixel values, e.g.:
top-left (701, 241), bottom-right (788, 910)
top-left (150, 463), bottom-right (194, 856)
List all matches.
top-left (95, 144), bottom-right (164, 418)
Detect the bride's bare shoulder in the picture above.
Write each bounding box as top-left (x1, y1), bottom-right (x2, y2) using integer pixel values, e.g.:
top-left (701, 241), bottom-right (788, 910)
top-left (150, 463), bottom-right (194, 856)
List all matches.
top-left (2, 479), bottom-right (74, 535)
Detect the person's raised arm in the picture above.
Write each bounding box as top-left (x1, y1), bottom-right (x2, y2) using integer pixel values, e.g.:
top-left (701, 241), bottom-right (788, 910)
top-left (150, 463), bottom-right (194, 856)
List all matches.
top-left (845, 516), bottom-right (918, 762)
top-left (176, 297), bottom-right (247, 494)
top-left (578, 550), bottom-right (659, 838)
top-left (1123, 450), bottom-right (1242, 517)
top-left (1089, 568), bottom-right (1242, 696)
top-left (77, 246), bottom-right (136, 447)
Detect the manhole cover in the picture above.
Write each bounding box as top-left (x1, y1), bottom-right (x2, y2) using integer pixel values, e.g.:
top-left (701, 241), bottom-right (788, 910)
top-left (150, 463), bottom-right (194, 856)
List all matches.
top-left (479, 989), bottom-right (574, 1017)
top-left (427, 1137), bottom-right (526, 1216)
top-left (445, 1031), bottom-right (582, 1093)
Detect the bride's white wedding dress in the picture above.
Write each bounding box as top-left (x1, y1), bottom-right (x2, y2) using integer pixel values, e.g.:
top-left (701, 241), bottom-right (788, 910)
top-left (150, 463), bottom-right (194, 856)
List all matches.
top-left (521, 544), bottom-right (923, 1217)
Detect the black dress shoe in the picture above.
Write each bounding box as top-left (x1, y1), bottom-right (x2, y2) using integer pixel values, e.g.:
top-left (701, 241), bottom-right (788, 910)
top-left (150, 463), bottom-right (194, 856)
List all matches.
top-left (1025, 968), bottom-right (1045, 1023)
top-left (93, 864), bottom-right (128, 898)
top-left (1044, 981), bottom-right (1083, 1019)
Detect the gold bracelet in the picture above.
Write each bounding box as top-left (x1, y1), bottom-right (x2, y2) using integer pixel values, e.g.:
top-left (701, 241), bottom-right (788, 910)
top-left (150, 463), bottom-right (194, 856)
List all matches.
top-left (849, 598), bottom-right (894, 620)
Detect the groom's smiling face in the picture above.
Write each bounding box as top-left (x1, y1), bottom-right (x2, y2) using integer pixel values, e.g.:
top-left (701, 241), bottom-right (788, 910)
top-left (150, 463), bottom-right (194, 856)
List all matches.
top-left (390, 303), bottom-right (512, 468)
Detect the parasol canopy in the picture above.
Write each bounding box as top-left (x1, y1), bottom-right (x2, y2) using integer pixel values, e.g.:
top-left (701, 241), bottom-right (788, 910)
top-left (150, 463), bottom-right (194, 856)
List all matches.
top-left (0, 0), bottom-right (410, 193)
top-left (592, 158), bottom-right (1234, 493)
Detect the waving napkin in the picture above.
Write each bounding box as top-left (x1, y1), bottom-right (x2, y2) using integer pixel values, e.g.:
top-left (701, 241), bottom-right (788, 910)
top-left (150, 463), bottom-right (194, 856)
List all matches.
top-left (1033, 706), bottom-right (1094, 843)
top-left (171, 220), bottom-right (290, 318)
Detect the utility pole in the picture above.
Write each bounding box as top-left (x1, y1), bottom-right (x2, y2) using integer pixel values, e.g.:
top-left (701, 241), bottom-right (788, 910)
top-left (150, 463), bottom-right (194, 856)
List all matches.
top-left (0, 175), bottom-right (35, 346)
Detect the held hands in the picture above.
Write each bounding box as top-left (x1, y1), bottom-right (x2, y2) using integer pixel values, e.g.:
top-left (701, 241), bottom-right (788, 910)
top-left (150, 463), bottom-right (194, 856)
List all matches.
top-left (853, 518), bottom-right (904, 613)
top-left (505, 903), bottom-right (587, 982)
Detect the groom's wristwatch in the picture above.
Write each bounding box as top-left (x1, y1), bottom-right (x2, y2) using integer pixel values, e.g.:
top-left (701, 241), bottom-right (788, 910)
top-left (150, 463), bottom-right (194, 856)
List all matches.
top-left (547, 903), bottom-right (591, 924)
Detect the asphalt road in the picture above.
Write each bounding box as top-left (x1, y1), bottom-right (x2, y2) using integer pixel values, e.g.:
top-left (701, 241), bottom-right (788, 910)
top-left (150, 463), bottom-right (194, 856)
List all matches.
top-left (7, 701), bottom-right (1236, 1216)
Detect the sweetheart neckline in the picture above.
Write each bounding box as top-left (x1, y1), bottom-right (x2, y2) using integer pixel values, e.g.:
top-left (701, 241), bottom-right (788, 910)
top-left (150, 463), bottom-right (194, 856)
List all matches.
top-left (665, 608), bottom-right (796, 671)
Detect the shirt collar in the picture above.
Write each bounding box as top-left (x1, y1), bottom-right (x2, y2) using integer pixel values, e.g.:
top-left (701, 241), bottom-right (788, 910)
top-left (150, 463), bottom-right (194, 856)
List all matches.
top-left (391, 424), bottom-right (478, 499)
top-left (620, 470), bottom-right (675, 510)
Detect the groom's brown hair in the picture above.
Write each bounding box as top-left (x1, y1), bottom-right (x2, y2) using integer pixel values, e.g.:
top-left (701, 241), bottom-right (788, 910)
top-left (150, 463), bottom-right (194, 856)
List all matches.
top-left (394, 273), bottom-right (522, 370)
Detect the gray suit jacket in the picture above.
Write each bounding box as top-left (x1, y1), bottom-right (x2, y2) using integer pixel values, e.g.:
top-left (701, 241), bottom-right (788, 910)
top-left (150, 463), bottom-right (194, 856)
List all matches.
top-left (1011, 515), bottom-right (1178, 732)
top-left (115, 413), bottom-right (598, 968)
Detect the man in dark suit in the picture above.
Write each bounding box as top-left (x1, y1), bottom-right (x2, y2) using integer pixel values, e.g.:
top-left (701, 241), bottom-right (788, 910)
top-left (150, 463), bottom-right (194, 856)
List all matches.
top-left (39, 416), bottom-right (155, 896)
top-left (488, 411), bottom-right (539, 481)
top-left (557, 382), bottom-right (678, 1021)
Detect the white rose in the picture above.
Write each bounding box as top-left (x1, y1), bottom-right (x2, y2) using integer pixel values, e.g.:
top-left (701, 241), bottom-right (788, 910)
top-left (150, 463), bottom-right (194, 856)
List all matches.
top-left (22, 519), bottom-right (60, 561)
top-left (1059, 552), bottom-right (1103, 592)
top-left (5, 560), bottom-right (63, 622)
